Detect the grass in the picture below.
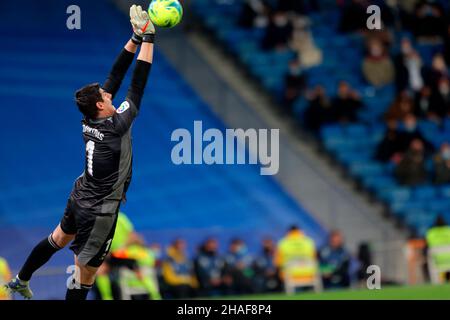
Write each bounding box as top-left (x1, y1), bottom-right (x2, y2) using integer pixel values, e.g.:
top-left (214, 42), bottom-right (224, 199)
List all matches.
top-left (222, 284), bottom-right (450, 300)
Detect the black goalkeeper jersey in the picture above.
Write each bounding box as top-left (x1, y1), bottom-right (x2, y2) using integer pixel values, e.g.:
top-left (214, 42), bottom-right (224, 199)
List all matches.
top-left (68, 48), bottom-right (151, 214)
top-left (70, 99), bottom-right (138, 209)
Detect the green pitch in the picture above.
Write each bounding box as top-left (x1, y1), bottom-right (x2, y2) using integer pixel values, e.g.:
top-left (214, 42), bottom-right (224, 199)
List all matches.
top-left (224, 284), bottom-right (450, 300)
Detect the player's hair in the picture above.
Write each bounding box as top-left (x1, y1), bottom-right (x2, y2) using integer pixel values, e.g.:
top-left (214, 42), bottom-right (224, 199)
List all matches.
top-left (75, 83), bottom-right (103, 119)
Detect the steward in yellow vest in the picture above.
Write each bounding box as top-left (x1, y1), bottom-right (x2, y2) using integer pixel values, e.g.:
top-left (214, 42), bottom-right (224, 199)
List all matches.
top-left (275, 226), bottom-right (318, 281)
top-left (426, 216), bottom-right (450, 282)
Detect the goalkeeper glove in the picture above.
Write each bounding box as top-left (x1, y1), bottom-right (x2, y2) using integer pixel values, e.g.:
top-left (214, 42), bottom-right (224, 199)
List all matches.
top-left (130, 4), bottom-right (155, 44)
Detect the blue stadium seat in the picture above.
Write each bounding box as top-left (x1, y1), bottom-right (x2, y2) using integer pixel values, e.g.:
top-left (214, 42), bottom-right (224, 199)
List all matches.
top-left (348, 162), bottom-right (385, 178)
top-left (444, 212), bottom-right (450, 225)
top-left (361, 175), bottom-right (397, 192)
top-left (428, 199), bottom-right (450, 213)
top-left (414, 185), bottom-right (437, 201)
top-left (404, 211), bottom-right (438, 236)
top-left (323, 138), bottom-right (359, 154)
top-left (336, 150), bottom-right (373, 167)
top-left (439, 184), bottom-right (450, 198)
top-left (320, 124), bottom-right (344, 140)
top-left (379, 186), bottom-right (411, 203)
top-left (443, 117), bottom-right (450, 132)
top-left (343, 124), bottom-right (368, 137)
top-left (292, 97), bottom-right (309, 118)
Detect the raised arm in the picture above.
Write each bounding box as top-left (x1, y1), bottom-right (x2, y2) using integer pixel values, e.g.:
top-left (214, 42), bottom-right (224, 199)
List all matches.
top-left (102, 40), bottom-right (138, 99)
top-left (125, 4), bottom-right (155, 109)
top-left (112, 4), bottom-right (155, 135)
top-left (126, 41), bottom-right (154, 110)
top-left (103, 4), bottom-right (154, 100)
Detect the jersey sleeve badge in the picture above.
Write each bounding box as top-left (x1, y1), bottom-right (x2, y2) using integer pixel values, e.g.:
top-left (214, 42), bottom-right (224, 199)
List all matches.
top-left (116, 101), bottom-right (130, 114)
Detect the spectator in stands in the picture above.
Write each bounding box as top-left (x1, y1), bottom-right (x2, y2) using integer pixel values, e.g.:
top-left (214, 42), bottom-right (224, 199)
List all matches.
top-left (161, 238), bottom-right (198, 299)
top-left (424, 54), bottom-right (449, 93)
top-left (319, 230), bottom-right (351, 289)
top-left (364, 20), bottom-right (396, 50)
top-left (290, 18), bottom-right (323, 68)
top-left (339, 0), bottom-right (369, 33)
top-left (238, 0), bottom-right (270, 29)
top-left (401, 113), bottom-right (435, 155)
top-left (275, 225), bottom-right (318, 289)
top-left (414, 85), bottom-right (436, 119)
top-left (433, 143), bottom-right (450, 185)
top-left (394, 138), bottom-right (428, 186)
top-left (425, 215), bottom-right (450, 283)
top-left (107, 233), bottom-right (162, 300)
top-left (330, 81), bottom-right (363, 123)
top-left (394, 37), bottom-right (424, 93)
top-left (375, 114), bottom-right (433, 163)
top-left (356, 242), bottom-right (373, 287)
top-left (277, 0), bottom-right (311, 15)
top-left (362, 38), bottom-right (395, 88)
top-left (384, 90), bottom-right (415, 122)
top-left (444, 24), bottom-right (450, 66)
top-left (283, 59), bottom-right (307, 114)
top-left (303, 85), bottom-right (333, 133)
top-left (253, 238), bottom-right (282, 293)
top-left (375, 120), bottom-right (406, 162)
top-left (261, 10), bottom-right (293, 50)
top-left (399, 0), bottom-right (428, 30)
top-left (194, 238), bottom-right (228, 297)
top-left (429, 78), bottom-right (450, 119)
top-left (377, 0), bottom-right (398, 29)
top-left (223, 238), bottom-right (255, 295)
top-left (412, 1), bottom-right (446, 44)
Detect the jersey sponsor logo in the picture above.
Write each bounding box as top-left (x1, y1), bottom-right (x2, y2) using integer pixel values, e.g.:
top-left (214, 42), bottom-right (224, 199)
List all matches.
top-left (117, 101), bottom-right (130, 114)
top-left (82, 124), bottom-right (104, 141)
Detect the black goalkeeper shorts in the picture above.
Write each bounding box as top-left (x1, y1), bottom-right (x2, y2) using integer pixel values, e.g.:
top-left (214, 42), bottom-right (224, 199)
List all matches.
top-left (60, 198), bottom-right (119, 268)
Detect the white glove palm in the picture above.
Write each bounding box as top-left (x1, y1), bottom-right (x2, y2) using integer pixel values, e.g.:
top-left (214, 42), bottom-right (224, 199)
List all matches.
top-left (130, 4), bottom-right (155, 36)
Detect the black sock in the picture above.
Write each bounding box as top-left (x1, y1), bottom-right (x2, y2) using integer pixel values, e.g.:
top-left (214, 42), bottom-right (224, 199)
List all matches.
top-left (66, 283), bottom-right (92, 300)
top-left (18, 234), bottom-right (61, 281)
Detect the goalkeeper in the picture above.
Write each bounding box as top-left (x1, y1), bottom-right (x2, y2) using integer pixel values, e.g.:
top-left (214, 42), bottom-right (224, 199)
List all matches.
top-left (5, 5), bottom-right (155, 300)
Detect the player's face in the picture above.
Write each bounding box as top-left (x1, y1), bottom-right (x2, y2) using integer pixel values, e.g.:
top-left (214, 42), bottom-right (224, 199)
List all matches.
top-left (97, 89), bottom-right (115, 117)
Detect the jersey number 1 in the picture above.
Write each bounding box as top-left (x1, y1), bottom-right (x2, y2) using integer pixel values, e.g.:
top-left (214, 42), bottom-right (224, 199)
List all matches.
top-left (86, 140), bottom-right (95, 175)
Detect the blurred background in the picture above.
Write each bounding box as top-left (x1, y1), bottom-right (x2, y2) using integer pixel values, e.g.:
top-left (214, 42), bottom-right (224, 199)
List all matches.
top-left (0, 0), bottom-right (450, 299)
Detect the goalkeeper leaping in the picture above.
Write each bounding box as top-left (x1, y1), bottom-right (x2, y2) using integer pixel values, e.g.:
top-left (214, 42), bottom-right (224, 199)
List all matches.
top-left (5, 5), bottom-right (155, 300)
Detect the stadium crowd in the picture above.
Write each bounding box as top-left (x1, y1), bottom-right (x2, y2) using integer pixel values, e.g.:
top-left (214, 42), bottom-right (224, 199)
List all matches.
top-left (85, 212), bottom-right (370, 299)
top-left (82, 212), bottom-right (450, 299)
top-left (236, 0), bottom-right (450, 187)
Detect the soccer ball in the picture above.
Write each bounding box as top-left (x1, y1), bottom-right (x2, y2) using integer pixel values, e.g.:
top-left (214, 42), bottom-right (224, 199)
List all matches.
top-left (148, 0), bottom-right (183, 28)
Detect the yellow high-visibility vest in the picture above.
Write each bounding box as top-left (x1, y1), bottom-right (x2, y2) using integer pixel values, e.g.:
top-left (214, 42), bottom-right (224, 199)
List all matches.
top-left (426, 226), bottom-right (450, 269)
top-left (0, 257), bottom-right (11, 299)
top-left (276, 231), bottom-right (317, 278)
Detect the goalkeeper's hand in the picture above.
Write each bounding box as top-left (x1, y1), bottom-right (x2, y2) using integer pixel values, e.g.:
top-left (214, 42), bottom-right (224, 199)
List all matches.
top-left (130, 4), bottom-right (155, 44)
